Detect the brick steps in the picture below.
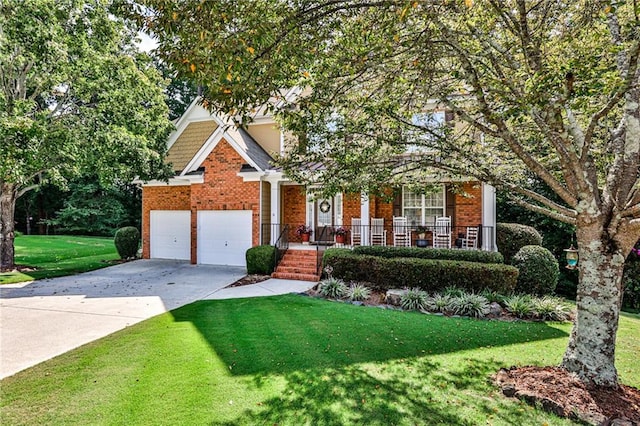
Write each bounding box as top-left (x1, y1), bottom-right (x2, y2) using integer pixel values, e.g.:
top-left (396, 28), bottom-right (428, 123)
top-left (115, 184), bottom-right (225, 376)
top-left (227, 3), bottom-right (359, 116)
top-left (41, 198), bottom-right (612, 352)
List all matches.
top-left (272, 249), bottom-right (320, 282)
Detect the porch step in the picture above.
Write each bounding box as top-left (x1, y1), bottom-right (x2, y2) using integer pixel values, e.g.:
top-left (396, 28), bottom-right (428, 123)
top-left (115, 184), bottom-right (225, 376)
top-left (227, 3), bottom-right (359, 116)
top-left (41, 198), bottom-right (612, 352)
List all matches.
top-left (272, 249), bottom-right (320, 282)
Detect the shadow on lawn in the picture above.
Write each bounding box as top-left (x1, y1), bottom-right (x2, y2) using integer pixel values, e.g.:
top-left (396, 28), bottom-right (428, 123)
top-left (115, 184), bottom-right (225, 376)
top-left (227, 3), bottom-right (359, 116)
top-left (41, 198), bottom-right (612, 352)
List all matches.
top-left (209, 357), bottom-right (552, 425)
top-left (171, 294), bottom-right (568, 377)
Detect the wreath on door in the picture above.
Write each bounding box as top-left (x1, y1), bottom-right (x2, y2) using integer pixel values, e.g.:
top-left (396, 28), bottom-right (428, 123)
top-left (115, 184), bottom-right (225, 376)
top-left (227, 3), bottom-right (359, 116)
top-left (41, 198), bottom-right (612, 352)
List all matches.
top-left (319, 200), bottom-right (331, 213)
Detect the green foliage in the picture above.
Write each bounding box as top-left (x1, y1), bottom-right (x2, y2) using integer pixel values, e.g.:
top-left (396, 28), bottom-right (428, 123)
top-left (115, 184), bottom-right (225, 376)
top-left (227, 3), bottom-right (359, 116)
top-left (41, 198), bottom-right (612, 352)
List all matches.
top-left (346, 282), bottom-right (371, 301)
top-left (534, 297), bottom-right (572, 322)
top-left (353, 245), bottom-right (504, 264)
top-left (399, 288), bottom-right (428, 311)
top-left (318, 277), bottom-right (347, 299)
top-left (497, 185), bottom-right (578, 298)
top-left (322, 249), bottom-right (518, 294)
top-left (504, 295), bottom-right (536, 319)
top-left (496, 223), bottom-right (543, 264)
top-left (449, 293), bottom-right (490, 318)
top-left (113, 227), bottom-right (140, 259)
top-left (0, 0), bottom-right (173, 268)
top-left (245, 245), bottom-right (276, 275)
top-left (426, 294), bottom-right (454, 314)
top-left (623, 252), bottom-right (640, 310)
top-left (512, 245), bottom-right (559, 295)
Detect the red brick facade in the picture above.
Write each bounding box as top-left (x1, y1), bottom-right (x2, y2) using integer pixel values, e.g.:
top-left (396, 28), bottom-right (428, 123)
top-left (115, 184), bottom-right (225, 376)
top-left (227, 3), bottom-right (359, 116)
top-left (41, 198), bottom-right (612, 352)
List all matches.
top-left (281, 185), bottom-right (307, 242)
top-left (142, 138), bottom-right (260, 263)
top-left (143, 138), bottom-right (484, 258)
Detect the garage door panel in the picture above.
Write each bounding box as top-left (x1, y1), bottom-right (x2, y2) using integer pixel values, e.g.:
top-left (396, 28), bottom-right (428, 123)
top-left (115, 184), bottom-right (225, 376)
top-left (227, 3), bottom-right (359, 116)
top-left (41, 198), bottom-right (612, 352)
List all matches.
top-left (150, 210), bottom-right (191, 260)
top-left (197, 211), bottom-right (252, 266)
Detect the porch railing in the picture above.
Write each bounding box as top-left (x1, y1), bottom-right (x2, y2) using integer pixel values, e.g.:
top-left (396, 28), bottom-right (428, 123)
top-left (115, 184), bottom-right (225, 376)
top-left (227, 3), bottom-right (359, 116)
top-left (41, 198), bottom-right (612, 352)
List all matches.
top-left (270, 224), bottom-right (289, 270)
top-left (263, 223), bottom-right (495, 251)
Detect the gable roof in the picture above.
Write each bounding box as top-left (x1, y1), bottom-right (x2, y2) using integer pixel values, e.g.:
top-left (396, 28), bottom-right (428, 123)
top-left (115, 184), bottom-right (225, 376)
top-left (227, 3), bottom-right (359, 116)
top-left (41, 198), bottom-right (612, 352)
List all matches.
top-left (165, 120), bottom-right (218, 173)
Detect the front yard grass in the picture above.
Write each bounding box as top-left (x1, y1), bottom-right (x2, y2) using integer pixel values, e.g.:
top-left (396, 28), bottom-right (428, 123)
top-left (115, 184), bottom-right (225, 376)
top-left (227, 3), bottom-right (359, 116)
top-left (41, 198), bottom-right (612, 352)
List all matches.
top-left (2, 295), bottom-right (638, 425)
top-left (0, 235), bottom-right (119, 284)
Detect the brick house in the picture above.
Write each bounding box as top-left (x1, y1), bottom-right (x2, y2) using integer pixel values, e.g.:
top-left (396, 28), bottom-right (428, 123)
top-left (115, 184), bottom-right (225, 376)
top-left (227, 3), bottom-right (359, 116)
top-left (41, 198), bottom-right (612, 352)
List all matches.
top-left (139, 97), bottom-right (497, 268)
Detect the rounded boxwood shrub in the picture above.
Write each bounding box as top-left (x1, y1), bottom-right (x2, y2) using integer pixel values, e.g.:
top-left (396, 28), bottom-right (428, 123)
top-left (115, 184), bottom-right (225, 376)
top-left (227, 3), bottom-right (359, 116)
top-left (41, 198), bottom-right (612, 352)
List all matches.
top-left (114, 226), bottom-right (140, 259)
top-left (496, 223), bottom-right (543, 263)
top-left (246, 245), bottom-right (276, 274)
top-left (512, 245), bottom-right (559, 295)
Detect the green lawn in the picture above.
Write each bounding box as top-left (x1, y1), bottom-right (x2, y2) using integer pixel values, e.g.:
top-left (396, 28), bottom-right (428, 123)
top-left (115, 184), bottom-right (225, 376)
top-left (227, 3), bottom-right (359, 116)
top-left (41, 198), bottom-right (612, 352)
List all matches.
top-left (0, 235), bottom-right (119, 284)
top-left (2, 295), bottom-right (638, 425)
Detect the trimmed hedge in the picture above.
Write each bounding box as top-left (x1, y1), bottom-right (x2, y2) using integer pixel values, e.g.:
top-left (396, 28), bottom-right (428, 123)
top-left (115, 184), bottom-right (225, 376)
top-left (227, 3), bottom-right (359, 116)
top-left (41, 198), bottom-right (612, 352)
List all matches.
top-left (353, 245), bottom-right (504, 264)
top-left (496, 223), bottom-right (543, 263)
top-left (512, 245), bottom-right (559, 295)
top-left (114, 226), bottom-right (140, 259)
top-left (246, 245), bottom-right (276, 274)
top-left (323, 249), bottom-right (518, 294)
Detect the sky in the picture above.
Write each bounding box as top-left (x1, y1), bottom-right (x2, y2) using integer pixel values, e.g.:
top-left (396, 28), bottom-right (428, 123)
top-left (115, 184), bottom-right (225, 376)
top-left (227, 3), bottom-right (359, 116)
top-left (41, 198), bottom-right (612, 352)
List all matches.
top-left (136, 31), bottom-right (158, 52)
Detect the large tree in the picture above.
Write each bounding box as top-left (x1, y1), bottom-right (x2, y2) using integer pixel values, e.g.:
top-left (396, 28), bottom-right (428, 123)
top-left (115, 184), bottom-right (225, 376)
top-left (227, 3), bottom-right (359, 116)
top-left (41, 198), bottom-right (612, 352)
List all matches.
top-left (136, 0), bottom-right (639, 387)
top-left (0, 0), bottom-right (173, 270)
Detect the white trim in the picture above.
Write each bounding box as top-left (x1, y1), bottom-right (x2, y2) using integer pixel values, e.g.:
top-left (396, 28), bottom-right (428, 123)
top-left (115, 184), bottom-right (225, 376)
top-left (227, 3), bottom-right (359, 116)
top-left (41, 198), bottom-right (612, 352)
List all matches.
top-left (137, 177), bottom-right (202, 186)
top-left (180, 124), bottom-right (265, 175)
top-left (401, 185), bottom-right (445, 225)
top-left (335, 193), bottom-right (343, 226)
top-left (360, 192), bottom-right (370, 246)
top-left (482, 183), bottom-right (498, 252)
top-left (167, 98), bottom-right (225, 151)
top-left (237, 171), bottom-right (264, 182)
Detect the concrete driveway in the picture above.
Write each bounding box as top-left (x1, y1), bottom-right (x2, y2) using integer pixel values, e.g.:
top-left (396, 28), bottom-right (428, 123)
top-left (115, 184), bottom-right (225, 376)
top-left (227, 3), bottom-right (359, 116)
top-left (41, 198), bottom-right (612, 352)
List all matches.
top-left (0, 259), bottom-right (246, 379)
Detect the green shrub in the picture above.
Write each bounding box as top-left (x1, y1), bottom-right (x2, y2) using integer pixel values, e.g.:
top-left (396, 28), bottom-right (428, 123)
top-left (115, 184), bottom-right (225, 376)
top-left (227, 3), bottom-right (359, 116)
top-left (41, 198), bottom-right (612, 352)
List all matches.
top-left (246, 245), bottom-right (276, 274)
top-left (347, 283), bottom-right (371, 301)
top-left (114, 226), bottom-right (140, 259)
top-left (353, 245), bottom-right (504, 264)
top-left (479, 288), bottom-right (506, 304)
top-left (426, 294), bottom-right (453, 313)
top-left (322, 249), bottom-right (518, 294)
top-left (318, 277), bottom-right (347, 299)
top-left (450, 293), bottom-right (490, 318)
top-left (533, 296), bottom-right (572, 321)
top-left (512, 245), bottom-right (559, 295)
top-left (400, 288), bottom-right (429, 311)
top-left (623, 247), bottom-right (640, 310)
top-left (441, 286), bottom-right (465, 298)
top-left (496, 223), bottom-right (543, 263)
top-left (504, 294), bottom-right (536, 319)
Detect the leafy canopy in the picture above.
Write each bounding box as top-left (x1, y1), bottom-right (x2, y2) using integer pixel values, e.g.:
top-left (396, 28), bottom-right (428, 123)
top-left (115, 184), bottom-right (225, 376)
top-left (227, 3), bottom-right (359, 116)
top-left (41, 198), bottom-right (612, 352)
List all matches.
top-left (0, 0), bottom-right (173, 191)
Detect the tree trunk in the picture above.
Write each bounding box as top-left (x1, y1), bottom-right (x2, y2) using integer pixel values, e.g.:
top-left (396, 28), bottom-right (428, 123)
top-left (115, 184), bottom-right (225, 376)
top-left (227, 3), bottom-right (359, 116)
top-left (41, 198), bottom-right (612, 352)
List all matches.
top-left (0, 181), bottom-right (17, 271)
top-left (561, 224), bottom-right (625, 387)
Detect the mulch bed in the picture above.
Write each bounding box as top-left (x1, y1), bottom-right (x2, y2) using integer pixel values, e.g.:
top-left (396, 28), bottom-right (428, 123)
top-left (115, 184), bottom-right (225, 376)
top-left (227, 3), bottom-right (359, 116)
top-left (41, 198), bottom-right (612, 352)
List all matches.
top-left (228, 274), bottom-right (272, 287)
top-left (495, 366), bottom-right (640, 425)
top-left (1, 264), bottom-right (38, 273)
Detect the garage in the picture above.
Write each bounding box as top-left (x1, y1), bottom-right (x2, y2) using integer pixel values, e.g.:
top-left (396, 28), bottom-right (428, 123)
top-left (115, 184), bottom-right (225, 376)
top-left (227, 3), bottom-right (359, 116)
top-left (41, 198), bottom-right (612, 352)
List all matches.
top-left (197, 210), bottom-right (252, 266)
top-left (149, 210), bottom-right (191, 260)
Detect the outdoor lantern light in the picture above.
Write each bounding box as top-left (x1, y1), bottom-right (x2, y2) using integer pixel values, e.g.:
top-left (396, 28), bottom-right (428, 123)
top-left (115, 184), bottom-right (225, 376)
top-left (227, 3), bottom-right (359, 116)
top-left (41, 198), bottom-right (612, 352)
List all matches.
top-left (564, 237), bottom-right (579, 270)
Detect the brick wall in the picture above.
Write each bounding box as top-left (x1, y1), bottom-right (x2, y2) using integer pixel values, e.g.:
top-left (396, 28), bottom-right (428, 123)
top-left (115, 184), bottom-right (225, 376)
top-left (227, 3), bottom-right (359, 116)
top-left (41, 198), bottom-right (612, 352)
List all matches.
top-left (141, 185), bottom-right (191, 258)
top-left (282, 185), bottom-right (307, 242)
top-left (454, 182), bottom-right (483, 227)
top-left (142, 138), bottom-right (260, 263)
top-left (189, 139), bottom-right (260, 263)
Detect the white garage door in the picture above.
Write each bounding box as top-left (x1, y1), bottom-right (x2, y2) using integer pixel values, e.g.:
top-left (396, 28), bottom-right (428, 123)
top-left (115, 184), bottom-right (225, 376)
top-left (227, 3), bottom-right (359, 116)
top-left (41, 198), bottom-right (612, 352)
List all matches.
top-left (150, 210), bottom-right (191, 260)
top-left (197, 210), bottom-right (252, 266)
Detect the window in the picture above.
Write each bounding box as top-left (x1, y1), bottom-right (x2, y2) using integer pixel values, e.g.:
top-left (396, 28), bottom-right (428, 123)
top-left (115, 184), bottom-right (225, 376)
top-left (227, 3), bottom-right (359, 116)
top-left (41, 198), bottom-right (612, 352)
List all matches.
top-left (402, 186), bottom-right (445, 226)
top-left (406, 111), bottom-right (446, 153)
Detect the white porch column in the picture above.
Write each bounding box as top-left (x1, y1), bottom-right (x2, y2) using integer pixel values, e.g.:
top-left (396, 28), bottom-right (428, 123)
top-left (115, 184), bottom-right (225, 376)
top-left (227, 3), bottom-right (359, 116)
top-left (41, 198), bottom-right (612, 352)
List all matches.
top-left (360, 192), bottom-right (370, 246)
top-left (268, 180), bottom-right (282, 245)
top-left (482, 183), bottom-right (497, 252)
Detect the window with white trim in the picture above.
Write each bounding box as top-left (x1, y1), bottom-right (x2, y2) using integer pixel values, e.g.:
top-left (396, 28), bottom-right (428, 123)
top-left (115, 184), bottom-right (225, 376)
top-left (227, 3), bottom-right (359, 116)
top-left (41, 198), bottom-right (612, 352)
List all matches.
top-left (402, 186), bottom-right (445, 226)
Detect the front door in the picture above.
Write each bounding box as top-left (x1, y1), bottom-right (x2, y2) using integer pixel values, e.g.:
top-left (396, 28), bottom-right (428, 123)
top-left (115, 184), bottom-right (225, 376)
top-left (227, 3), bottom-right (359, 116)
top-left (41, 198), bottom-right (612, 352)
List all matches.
top-left (315, 198), bottom-right (333, 242)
